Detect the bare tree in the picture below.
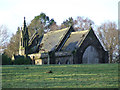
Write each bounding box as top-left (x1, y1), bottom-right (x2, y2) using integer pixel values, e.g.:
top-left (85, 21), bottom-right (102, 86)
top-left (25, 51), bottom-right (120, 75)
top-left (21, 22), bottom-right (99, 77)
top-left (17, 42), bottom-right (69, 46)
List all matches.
top-left (4, 28), bottom-right (20, 57)
top-left (98, 21), bottom-right (118, 63)
top-left (61, 16), bottom-right (94, 31)
top-left (0, 25), bottom-right (9, 54)
top-left (74, 16), bottom-right (94, 31)
top-left (49, 22), bottom-right (59, 31)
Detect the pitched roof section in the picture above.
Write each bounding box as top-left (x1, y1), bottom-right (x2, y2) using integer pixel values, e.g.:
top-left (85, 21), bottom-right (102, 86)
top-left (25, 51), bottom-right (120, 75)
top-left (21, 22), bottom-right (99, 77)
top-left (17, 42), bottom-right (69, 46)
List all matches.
top-left (39, 27), bottom-right (70, 52)
top-left (61, 30), bottom-right (89, 51)
top-left (28, 31), bottom-right (39, 46)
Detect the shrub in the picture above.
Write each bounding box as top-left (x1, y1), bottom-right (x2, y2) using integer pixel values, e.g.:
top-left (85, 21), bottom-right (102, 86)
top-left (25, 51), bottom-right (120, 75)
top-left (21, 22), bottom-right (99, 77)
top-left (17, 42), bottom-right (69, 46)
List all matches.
top-left (2, 54), bottom-right (12, 65)
top-left (14, 56), bottom-right (32, 65)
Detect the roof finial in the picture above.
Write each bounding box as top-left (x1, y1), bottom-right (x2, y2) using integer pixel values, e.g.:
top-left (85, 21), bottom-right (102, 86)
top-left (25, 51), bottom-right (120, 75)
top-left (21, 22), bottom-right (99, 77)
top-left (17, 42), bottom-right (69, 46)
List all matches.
top-left (24, 17), bottom-right (25, 20)
top-left (90, 23), bottom-right (92, 26)
top-left (23, 17), bottom-right (26, 27)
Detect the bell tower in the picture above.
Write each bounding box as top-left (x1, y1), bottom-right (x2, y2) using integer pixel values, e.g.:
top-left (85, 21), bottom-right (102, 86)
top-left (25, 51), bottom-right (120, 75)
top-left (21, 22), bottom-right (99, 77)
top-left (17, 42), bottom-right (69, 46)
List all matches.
top-left (19, 17), bottom-right (29, 55)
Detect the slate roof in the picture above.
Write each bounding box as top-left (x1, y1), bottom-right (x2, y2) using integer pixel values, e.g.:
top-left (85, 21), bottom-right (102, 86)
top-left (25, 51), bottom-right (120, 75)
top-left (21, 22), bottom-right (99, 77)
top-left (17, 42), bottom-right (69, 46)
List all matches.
top-left (28, 31), bottom-right (39, 46)
top-left (39, 27), bottom-right (70, 52)
top-left (61, 30), bottom-right (89, 51)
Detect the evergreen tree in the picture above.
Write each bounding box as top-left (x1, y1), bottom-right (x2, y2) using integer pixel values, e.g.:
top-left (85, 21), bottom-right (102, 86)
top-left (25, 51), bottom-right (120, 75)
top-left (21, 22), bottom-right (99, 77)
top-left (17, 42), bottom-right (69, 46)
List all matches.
top-left (28, 12), bottom-right (56, 38)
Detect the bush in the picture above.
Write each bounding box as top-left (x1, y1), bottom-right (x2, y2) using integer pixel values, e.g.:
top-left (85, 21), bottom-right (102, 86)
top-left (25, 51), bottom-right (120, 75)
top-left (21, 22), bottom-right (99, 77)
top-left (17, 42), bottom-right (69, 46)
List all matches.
top-left (2, 54), bottom-right (12, 65)
top-left (14, 56), bottom-right (32, 65)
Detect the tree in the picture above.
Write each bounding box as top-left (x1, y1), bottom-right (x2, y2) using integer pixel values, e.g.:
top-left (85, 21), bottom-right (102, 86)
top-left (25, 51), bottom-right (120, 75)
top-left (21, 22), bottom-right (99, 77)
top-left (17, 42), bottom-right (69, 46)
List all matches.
top-left (49, 22), bottom-right (59, 31)
top-left (4, 27), bottom-right (20, 58)
top-left (61, 16), bottom-right (94, 31)
top-left (74, 16), bottom-right (94, 31)
top-left (98, 21), bottom-right (118, 63)
top-left (28, 12), bottom-right (56, 38)
top-left (14, 56), bottom-right (31, 65)
top-left (62, 17), bottom-right (74, 28)
top-left (2, 53), bottom-right (12, 65)
top-left (0, 25), bottom-right (9, 54)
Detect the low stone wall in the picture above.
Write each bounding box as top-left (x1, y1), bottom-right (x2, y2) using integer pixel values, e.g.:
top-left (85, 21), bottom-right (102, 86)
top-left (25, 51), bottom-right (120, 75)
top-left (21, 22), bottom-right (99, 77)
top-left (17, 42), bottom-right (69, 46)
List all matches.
top-left (28, 53), bottom-right (42, 65)
top-left (35, 59), bottom-right (42, 65)
top-left (28, 53), bottom-right (41, 60)
top-left (55, 55), bottom-right (73, 64)
top-left (28, 51), bottom-right (73, 65)
top-left (41, 51), bottom-right (73, 64)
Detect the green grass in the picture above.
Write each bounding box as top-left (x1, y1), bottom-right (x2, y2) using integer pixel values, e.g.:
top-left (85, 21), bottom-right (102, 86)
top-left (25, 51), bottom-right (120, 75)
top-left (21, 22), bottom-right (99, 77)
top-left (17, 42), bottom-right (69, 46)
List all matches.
top-left (2, 64), bottom-right (119, 88)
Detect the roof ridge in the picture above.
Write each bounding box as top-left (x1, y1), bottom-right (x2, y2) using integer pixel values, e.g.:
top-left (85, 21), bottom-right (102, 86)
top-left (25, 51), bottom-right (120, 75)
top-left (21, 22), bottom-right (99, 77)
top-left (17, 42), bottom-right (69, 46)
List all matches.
top-left (71, 30), bottom-right (89, 34)
top-left (45, 27), bottom-right (70, 34)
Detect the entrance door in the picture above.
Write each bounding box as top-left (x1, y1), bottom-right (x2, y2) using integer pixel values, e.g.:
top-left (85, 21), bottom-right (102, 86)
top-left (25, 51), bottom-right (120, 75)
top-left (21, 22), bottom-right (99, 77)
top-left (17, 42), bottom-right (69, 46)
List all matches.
top-left (82, 46), bottom-right (99, 64)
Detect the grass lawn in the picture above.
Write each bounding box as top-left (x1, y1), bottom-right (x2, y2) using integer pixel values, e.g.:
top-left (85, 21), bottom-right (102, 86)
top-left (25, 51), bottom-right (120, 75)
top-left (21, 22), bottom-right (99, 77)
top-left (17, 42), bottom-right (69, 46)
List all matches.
top-left (2, 64), bottom-right (119, 88)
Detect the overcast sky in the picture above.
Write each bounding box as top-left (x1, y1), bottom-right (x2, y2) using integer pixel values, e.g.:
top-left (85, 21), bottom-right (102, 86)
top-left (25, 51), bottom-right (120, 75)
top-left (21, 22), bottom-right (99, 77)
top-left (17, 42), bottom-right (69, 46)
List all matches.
top-left (0, 0), bottom-right (119, 35)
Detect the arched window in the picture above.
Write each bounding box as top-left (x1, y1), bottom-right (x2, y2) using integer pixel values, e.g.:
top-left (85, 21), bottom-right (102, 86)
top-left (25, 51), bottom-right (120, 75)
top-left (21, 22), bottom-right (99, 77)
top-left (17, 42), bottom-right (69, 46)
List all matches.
top-left (66, 60), bottom-right (70, 64)
top-left (82, 45), bottom-right (99, 64)
top-left (57, 61), bottom-right (61, 65)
